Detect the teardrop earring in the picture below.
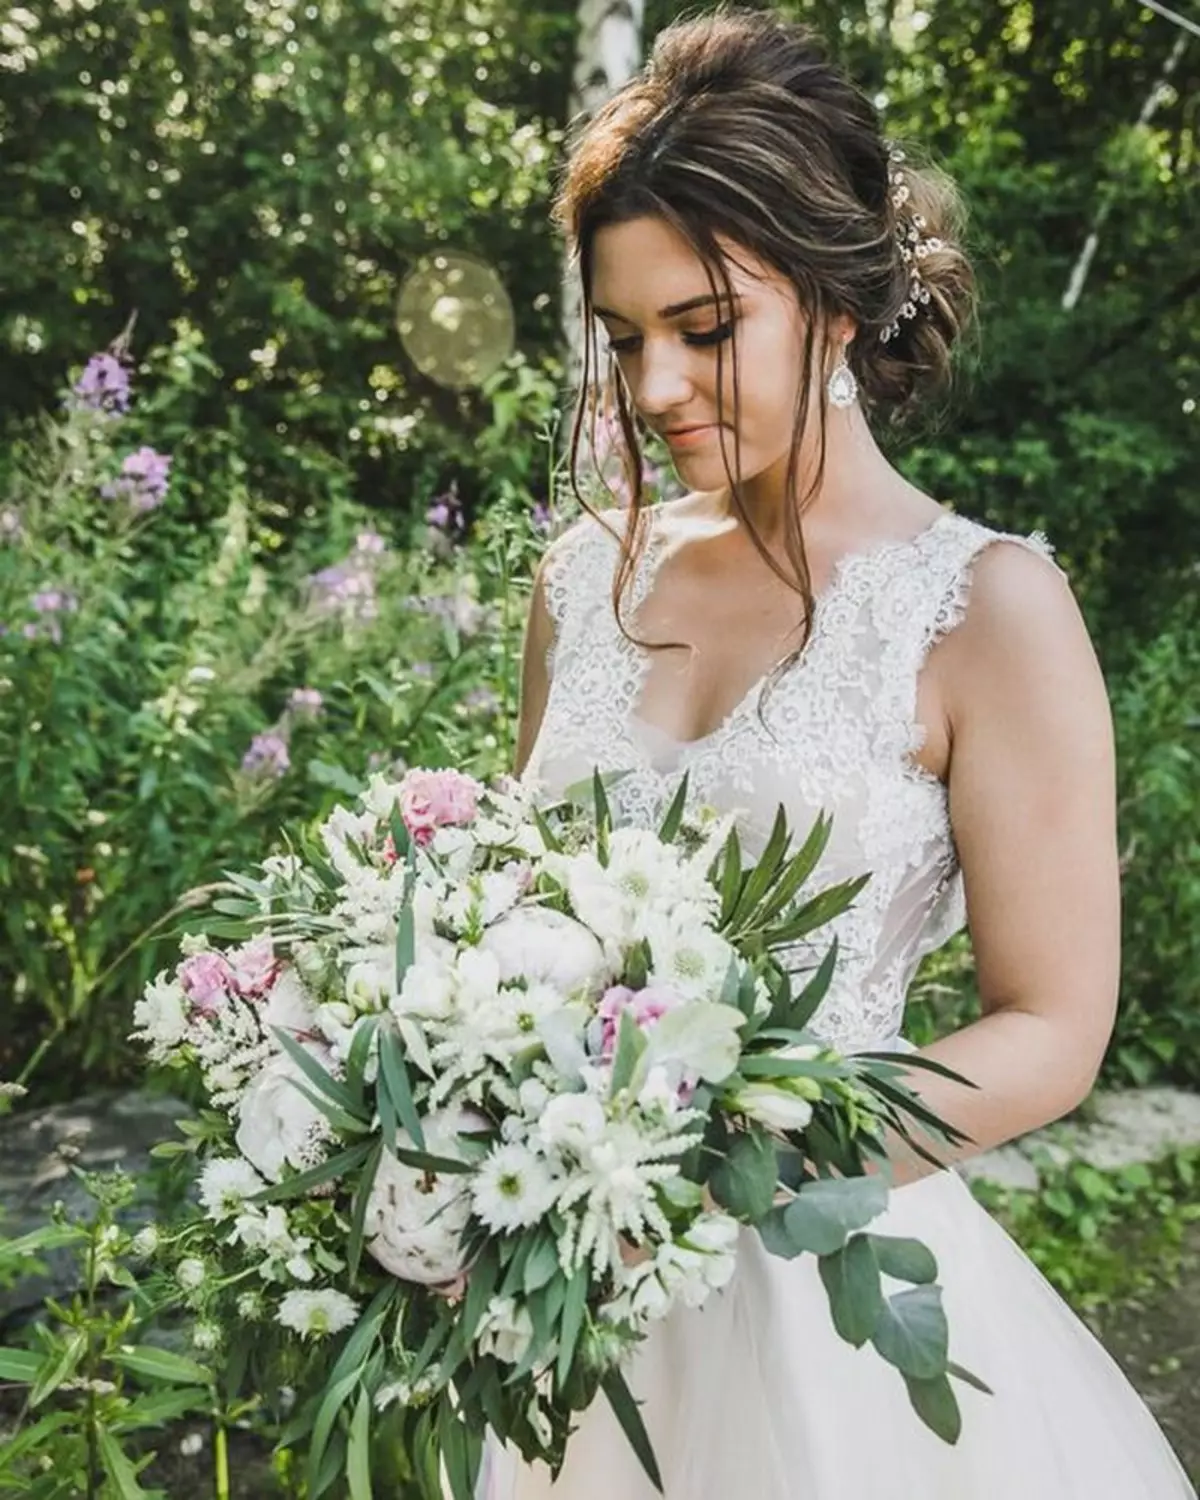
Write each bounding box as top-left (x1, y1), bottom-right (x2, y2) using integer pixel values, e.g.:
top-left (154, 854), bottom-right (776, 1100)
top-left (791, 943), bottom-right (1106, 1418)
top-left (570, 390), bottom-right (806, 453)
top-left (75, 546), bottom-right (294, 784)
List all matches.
top-left (826, 346), bottom-right (858, 409)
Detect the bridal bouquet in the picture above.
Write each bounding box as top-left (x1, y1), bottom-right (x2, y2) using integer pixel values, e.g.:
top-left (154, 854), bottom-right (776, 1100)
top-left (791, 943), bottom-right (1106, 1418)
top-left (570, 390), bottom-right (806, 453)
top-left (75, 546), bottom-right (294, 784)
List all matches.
top-left (132, 766), bottom-right (981, 1498)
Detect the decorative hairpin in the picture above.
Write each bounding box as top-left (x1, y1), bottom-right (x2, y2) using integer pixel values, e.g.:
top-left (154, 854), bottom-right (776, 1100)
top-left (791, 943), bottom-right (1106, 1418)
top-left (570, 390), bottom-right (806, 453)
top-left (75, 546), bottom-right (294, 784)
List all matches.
top-left (881, 145), bottom-right (944, 345)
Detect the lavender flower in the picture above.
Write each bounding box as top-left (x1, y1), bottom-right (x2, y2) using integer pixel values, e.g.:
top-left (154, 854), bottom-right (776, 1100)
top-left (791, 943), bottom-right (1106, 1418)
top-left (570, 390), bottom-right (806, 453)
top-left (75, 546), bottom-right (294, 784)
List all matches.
top-left (425, 481), bottom-right (465, 539)
top-left (307, 562), bottom-right (378, 624)
top-left (70, 353), bottom-right (132, 417)
top-left (241, 731), bottom-right (291, 779)
top-left (463, 685), bottom-right (499, 714)
top-left (531, 500), bottom-right (554, 534)
top-left (32, 589), bottom-right (78, 615)
top-left (287, 686), bottom-right (324, 719)
top-left (101, 446), bottom-right (172, 513)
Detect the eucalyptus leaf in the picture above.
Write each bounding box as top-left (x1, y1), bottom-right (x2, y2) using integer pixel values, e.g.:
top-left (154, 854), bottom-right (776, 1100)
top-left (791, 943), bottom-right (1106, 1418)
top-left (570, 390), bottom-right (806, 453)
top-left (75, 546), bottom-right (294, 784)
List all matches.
top-left (818, 1234), bottom-right (883, 1347)
top-left (868, 1234), bottom-right (939, 1285)
top-left (709, 1129), bottom-right (778, 1223)
top-left (871, 1285), bottom-right (949, 1381)
top-left (777, 1175), bottom-right (889, 1256)
top-left (903, 1371), bottom-right (963, 1444)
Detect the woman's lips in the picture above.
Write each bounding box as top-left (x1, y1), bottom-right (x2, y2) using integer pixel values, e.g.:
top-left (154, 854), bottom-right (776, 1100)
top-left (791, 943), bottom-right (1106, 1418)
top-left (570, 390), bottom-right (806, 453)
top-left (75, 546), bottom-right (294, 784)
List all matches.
top-left (663, 425), bottom-right (717, 448)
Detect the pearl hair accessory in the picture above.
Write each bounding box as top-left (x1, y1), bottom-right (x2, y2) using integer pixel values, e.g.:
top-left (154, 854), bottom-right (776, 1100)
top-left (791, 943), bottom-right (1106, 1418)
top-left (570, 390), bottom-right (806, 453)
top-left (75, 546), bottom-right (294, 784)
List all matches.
top-left (881, 145), bottom-right (944, 345)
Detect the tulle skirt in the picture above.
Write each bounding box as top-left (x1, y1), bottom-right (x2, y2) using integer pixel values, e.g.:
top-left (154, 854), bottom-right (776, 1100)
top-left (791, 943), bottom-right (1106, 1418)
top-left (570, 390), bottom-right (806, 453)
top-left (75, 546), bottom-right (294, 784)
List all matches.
top-left (478, 1166), bottom-right (1195, 1498)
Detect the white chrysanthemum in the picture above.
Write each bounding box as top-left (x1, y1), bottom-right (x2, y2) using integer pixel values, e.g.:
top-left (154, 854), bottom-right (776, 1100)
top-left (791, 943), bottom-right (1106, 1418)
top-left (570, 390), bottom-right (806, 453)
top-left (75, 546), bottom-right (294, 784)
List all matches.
top-left (130, 973), bottom-right (189, 1061)
top-left (644, 914), bottom-right (736, 1003)
top-left (276, 1288), bottom-right (359, 1339)
top-left (198, 1157), bottom-right (265, 1221)
top-left (473, 1142), bottom-right (561, 1233)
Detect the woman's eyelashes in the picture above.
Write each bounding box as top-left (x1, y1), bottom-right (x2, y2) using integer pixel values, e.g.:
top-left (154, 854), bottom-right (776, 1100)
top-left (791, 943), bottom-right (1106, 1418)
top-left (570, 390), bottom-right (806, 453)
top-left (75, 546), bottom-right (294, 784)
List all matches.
top-left (606, 321), bottom-right (736, 354)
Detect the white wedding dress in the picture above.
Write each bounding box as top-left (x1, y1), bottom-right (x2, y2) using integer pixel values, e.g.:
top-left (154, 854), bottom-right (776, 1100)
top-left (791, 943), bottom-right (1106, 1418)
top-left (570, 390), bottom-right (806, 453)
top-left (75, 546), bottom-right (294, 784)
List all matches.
top-left (480, 505), bottom-right (1195, 1498)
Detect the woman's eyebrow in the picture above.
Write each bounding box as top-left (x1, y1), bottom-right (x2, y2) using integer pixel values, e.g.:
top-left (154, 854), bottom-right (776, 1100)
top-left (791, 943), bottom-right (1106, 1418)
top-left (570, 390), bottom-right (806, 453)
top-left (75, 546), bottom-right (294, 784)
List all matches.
top-left (592, 292), bottom-right (743, 322)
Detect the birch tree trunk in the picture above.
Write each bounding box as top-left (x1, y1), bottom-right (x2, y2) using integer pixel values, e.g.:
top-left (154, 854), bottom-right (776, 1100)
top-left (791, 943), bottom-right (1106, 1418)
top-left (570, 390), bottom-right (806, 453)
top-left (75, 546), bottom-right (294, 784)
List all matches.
top-left (561, 0), bottom-right (646, 405)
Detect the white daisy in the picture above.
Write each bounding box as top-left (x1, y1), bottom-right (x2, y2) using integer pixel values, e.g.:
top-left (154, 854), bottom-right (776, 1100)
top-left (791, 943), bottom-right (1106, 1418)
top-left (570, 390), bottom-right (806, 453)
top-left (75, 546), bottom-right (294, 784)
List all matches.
top-left (473, 1142), bottom-right (561, 1233)
top-left (276, 1288), bottom-right (359, 1339)
top-left (197, 1157), bottom-right (265, 1222)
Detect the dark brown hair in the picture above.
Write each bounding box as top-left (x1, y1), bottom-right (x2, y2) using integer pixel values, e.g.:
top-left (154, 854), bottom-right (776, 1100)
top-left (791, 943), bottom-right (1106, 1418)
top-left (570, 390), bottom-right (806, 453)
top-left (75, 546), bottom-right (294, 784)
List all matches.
top-left (552, 5), bottom-right (975, 673)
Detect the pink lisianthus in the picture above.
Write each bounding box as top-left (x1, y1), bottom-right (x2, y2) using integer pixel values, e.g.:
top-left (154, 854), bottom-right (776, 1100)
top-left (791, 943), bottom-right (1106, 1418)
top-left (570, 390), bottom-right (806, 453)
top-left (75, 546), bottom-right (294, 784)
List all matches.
top-left (397, 768), bottom-right (481, 847)
top-left (229, 936), bottom-right (280, 999)
top-left (179, 950), bottom-right (236, 1017)
top-left (598, 983), bottom-right (684, 1058)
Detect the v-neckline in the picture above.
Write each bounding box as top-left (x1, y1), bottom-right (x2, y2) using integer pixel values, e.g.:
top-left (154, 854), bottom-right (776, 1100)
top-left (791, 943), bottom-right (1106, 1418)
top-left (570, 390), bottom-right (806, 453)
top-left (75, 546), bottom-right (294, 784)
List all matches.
top-left (626, 508), bottom-right (958, 758)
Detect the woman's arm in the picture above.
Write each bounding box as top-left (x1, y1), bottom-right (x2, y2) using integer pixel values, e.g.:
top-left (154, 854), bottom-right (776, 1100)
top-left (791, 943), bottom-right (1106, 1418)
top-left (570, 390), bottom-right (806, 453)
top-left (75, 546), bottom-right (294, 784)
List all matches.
top-left (884, 539), bottom-right (1121, 1186)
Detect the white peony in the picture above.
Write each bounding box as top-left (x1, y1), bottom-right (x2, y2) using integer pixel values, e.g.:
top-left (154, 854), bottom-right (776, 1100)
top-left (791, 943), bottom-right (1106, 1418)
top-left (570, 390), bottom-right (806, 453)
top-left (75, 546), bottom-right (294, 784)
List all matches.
top-left (234, 1043), bottom-right (334, 1182)
top-left (478, 907), bottom-right (606, 998)
top-left (365, 1107), bottom-right (483, 1285)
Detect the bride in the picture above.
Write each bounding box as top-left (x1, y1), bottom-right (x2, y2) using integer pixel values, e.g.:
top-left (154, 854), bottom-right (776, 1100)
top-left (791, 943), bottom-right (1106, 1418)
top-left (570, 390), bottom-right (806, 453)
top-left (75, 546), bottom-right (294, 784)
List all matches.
top-left (482, 8), bottom-right (1194, 1497)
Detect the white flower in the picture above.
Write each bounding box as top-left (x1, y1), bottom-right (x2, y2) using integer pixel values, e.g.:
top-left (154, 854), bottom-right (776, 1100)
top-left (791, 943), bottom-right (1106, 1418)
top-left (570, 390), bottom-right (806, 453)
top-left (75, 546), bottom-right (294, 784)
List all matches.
top-left (177, 1257), bottom-right (206, 1292)
top-left (236, 1290), bottom-right (265, 1320)
top-left (130, 973), bottom-right (188, 1061)
top-left (731, 1082), bottom-right (814, 1133)
top-left (473, 1142), bottom-right (561, 1233)
top-left (344, 957), bottom-right (390, 1014)
top-left (130, 1225), bottom-right (160, 1259)
top-left (644, 913), bottom-right (735, 1003)
top-left (198, 1157), bottom-right (265, 1221)
top-left (192, 1322), bottom-right (221, 1352)
top-left (536, 1094), bottom-right (607, 1157)
top-left (683, 1212), bottom-right (740, 1260)
top-left (261, 853), bottom-right (303, 881)
top-left (394, 951), bottom-right (455, 1022)
top-left (478, 907), bottom-right (606, 998)
top-left (365, 1107), bottom-right (483, 1285)
top-left (276, 1289), bottom-right (359, 1339)
top-left (478, 868), bottom-right (524, 925)
top-left (234, 1043), bottom-right (335, 1182)
top-left (475, 1295), bottom-right (534, 1366)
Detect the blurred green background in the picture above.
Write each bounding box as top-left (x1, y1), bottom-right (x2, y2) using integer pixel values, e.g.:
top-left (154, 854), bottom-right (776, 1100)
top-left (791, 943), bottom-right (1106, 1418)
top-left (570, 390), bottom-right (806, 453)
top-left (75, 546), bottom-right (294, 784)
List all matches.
top-left (1, 0), bottom-right (1197, 1104)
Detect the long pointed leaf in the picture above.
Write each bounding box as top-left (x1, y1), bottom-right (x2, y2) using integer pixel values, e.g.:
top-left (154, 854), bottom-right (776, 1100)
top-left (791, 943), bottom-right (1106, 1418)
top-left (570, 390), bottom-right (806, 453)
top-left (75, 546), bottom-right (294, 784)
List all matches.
top-left (347, 1140), bottom-right (384, 1280)
top-left (347, 1387), bottom-right (372, 1500)
top-left (657, 772), bottom-right (690, 843)
top-left (379, 1024), bottom-right (426, 1150)
top-left (754, 812), bottom-right (834, 926)
top-left (251, 1140), bottom-right (374, 1204)
top-left (601, 1369), bottom-right (663, 1493)
top-left (272, 1027), bottom-right (366, 1120)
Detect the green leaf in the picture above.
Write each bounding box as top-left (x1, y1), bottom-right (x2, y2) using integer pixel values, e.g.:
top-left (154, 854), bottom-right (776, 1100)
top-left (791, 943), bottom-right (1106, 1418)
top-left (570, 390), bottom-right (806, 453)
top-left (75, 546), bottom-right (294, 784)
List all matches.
top-left (0, 1347), bottom-right (41, 1383)
top-left (903, 1371), bottom-right (963, 1444)
top-left (30, 1329), bottom-right (87, 1407)
top-left (97, 1428), bottom-right (156, 1500)
top-left (818, 1233), bottom-right (883, 1347)
top-left (308, 1367), bottom-right (363, 1497)
top-left (347, 1387), bottom-right (372, 1500)
top-left (347, 1139), bottom-right (384, 1280)
top-left (345, 1014), bottom-right (381, 1107)
top-left (709, 1129), bottom-right (778, 1223)
top-left (601, 1369), bottom-right (663, 1493)
top-left (718, 827), bottom-right (743, 926)
top-left (0, 1408), bottom-right (73, 1468)
top-left (868, 1234), bottom-right (939, 1285)
top-left (463, 1244), bottom-right (501, 1342)
top-left (775, 1175), bottom-right (889, 1256)
top-left (728, 805), bottom-right (789, 930)
top-left (779, 939), bottom-right (839, 1031)
top-left (111, 1345), bottom-right (213, 1387)
top-left (379, 1024), bottom-right (426, 1150)
top-left (763, 875), bottom-right (870, 946)
top-left (328, 1282), bottom-right (397, 1388)
top-left (272, 1027), bottom-right (367, 1122)
top-left (609, 1008), bottom-right (648, 1097)
top-left (251, 1139), bottom-right (374, 1204)
top-left (390, 1143), bottom-right (473, 1175)
top-left (592, 768), bottom-right (612, 863)
top-left (555, 1266), bottom-right (588, 1393)
top-left (531, 804), bottom-right (563, 853)
top-left (871, 1285), bottom-right (949, 1380)
top-left (522, 1232), bottom-right (560, 1297)
top-left (395, 895), bottom-right (416, 989)
top-left (111, 1387), bottom-right (213, 1432)
top-left (438, 1397), bottom-right (479, 1500)
top-left (946, 1359), bottom-right (994, 1396)
top-left (753, 812), bottom-right (833, 926)
top-left (657, 771), bottom-right (690, 842)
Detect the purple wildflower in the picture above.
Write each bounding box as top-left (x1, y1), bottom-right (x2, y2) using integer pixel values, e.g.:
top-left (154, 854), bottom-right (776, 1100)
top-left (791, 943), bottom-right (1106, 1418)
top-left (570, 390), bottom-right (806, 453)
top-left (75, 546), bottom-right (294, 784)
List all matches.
top-left (32, 589), bottom-right (76, 614)
top-left (70, 353), bottom-right (132, 417)
top-left (241, 731), bottom-right (291, 778)
top-left (531, 500), bottom-right (554, 534)
top-left (425, 481), bottom-right (465, 540)
top-left (23, 620), bottom-right (63, 644)
top-left (411, 661), bottom-right (434, 679)
top-left (307, 561), bottom-right (378, 624)
top-left (355, 530), bottom-right (387, 555)
top-left (101, 446), bottom-right (172, 513)
top-left (463, 685), bottom-right (499, 714)
top-left (287, 686), bottom-right (324, 718)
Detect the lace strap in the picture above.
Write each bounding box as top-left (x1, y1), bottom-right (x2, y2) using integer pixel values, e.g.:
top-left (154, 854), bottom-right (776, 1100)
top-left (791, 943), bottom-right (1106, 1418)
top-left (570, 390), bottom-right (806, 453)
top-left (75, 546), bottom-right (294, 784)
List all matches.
top-left (540, 512), bottom-right (631, 674)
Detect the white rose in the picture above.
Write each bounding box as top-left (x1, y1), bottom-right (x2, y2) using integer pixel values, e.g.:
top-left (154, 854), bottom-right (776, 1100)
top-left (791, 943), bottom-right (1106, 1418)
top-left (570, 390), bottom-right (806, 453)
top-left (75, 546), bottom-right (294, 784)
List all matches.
top-left (365, 1106), bottom-right (485, 1285)
top-left (234, 1045), bottom-right (333, 1182)
top-left (478, 907), bottom-right (606, 998)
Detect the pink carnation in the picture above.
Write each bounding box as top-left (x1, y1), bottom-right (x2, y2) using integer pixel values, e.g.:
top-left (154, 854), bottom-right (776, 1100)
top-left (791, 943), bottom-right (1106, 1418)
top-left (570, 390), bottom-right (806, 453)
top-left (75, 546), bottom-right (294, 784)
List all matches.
top-left (598, 983), bottom-right (683, 1058)
top-left (229, 936), bottom-right (279, 998)
top-left (179, 950), bottom-right (236, 1017)
top-left (397, 768), bottom-right (481, 846)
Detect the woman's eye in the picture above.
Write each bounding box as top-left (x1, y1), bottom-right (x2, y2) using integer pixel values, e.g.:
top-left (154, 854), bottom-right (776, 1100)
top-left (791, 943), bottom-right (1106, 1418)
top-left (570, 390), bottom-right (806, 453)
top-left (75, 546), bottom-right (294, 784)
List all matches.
top-left (606, 321), bottom-right (735, 354)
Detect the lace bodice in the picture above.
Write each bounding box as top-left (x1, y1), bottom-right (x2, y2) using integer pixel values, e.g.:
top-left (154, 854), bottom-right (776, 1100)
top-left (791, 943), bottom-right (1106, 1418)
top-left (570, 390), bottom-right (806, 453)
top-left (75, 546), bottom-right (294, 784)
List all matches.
top-left (521, 507), bottom-right (1064, 1054)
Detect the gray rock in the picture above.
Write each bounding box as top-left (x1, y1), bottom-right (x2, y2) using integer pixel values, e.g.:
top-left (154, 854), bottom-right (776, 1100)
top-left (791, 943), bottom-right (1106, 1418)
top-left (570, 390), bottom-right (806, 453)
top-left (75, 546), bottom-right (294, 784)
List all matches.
top-left (0, 1089), bottom-right (191, 1325)
top-left (962, 1086), bottom-right (1200, 1189)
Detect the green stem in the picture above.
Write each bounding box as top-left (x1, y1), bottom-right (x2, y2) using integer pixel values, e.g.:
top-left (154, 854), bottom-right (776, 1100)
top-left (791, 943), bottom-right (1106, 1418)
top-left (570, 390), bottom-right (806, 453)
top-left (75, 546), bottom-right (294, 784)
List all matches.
top-left (213, 1417), bottom-right (230, 1500)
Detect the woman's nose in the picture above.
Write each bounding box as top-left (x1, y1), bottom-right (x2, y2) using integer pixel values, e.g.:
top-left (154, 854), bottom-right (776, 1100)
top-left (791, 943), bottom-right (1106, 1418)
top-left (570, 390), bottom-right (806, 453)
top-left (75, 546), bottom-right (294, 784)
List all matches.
top-left (630, 340), bottom-right (695, 417)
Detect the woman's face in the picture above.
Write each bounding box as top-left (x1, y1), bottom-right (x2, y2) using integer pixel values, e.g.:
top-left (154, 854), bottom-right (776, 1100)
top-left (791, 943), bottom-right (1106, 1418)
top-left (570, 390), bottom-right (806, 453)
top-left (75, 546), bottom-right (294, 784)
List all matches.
top-left (589, 215), bottom-right (821, 490)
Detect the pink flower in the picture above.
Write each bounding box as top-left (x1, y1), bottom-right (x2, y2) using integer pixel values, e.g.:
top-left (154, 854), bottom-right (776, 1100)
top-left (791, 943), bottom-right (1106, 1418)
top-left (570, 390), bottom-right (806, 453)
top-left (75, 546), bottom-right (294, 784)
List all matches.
top-left (229, 936), bottom-right (279, 998)
top-left (179, 951), bottom-right (236, 1017)
top-left (397, 768), bottom-right (481, 846)
top-left (597, 983), bottom-right (684, 1058)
